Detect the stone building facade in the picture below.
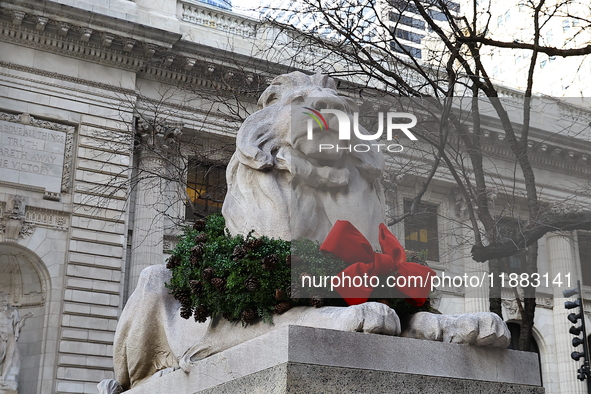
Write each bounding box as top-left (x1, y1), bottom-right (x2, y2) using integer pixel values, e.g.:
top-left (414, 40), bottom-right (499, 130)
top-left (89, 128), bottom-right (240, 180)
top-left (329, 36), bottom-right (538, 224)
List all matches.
top-left (0, 1), bottom-right (590, 393)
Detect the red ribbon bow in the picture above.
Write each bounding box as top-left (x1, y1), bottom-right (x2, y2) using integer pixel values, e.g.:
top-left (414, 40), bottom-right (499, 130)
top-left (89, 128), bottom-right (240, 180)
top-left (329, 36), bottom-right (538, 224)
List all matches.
top-left (320, 220), bottom-right (435, 306)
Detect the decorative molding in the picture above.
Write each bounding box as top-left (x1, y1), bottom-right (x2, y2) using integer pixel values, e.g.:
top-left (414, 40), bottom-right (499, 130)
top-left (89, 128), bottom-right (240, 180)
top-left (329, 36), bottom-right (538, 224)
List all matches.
top-left (0, 180), bottom-right (45, 193)
top-left (24, 207), bottom-right (69, 229)
top-left (179, 0), bottom-right (257, 38)
top-left (1, 0), bottom-right (180, 44)
top-left (0, 195), bottom-right (36, 241)
top-left (163, 234), bottom-right (179, 253)
top-left (0, 20), bottom-right (147, 71)
top-left (0, 1), bottom-right (275, 94)
top-left (536, 296), bottom-right (553, 309)
top-left (135, 117), bottom-right (183, 156)
top-left (0, 247), bottom-right (47, 307)
top-left (61, 125), bottom-right (75, 193)
top-left (502, 298), bottom-right (521, 320)
top-left (0, 110), bottom-right (76, 196)
top-left (0, 61), bottom-right (137, 96)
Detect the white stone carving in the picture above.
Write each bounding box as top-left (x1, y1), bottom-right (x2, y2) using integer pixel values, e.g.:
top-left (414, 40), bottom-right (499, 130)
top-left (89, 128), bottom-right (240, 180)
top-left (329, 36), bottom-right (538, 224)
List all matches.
top-left (0, 196), bottom-right (36, 242)
top-left (24, 208), bottom-right (69, 229)
top-left (0, 292), bottom-right (32, 391)
top-left (106, 264), bottom-right (510, 392)
top-left (97, 379), bottom-right (123, 394)
top-left (105, 73), bottom-right (512, 392)
top-left (402, 311), bottom-right (510, 347)
top-left (222, 72), bottom-right (386, 247)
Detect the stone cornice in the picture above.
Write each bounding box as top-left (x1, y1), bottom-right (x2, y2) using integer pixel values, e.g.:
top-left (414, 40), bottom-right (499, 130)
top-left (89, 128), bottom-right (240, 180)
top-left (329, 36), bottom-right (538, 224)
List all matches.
top-left (474, 127), bottom-right (591, 177)
top-left (1, 0), bottom-right (181, 46)
top-left (0, 0), bottom-right (289, 91)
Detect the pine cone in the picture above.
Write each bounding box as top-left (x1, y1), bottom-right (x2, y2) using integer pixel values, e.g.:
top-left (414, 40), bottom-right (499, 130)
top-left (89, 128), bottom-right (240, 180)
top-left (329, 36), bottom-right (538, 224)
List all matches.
top-left (232, 245), bottom-right (247, 261)
top-left (299, 272), bottom-right (312, 283)
top-left (287, 284), bottom-right (301, 301)
top-left (202, 267), bottom-right (215, 281)
top-left (291, 255), bottom-right (304, 266)
top-left (180, 305), bottom-right (192, 319)
top-left (405, 250), bottom-right (428, 266)
top-left (244, 276), bottom-right (259, 292)
top-left (241, 308), bottom-right (257, 323)
top-left (191, 245), bottom-right (205, 258)
top-left (190, 245), bottom-right (205, 266)
top-left (193, 219), bottom-right (206, 231)
top-left (310, 295), bottom-right (324, 308)
top-left (189, 280), bottom-right (204, 296)
top-left (193, 304), bottom-right (209, 323)
top-left (166, 255), bottom-right (181, 270)
top-left (275, 289), bottom-right (285, 301)
top-left (244, 238), bottom-right (264, 252)
top-left (274, 302), bottom-right (292, 315)
top-left (194, 233), bottom-right (208, 244)
top-left (173, 288), bottom-right (191, 305)
top-left (285, 255), bottom-right (291, 267)
top-left (211, 277), bottom-right (226, 291)
top-left (261, 254), bottom-right (279, 271)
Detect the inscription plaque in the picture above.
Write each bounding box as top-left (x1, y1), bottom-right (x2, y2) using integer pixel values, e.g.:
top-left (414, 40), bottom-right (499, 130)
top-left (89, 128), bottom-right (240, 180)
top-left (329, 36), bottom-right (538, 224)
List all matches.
top-left (0, 120), bottom-right (66, 193)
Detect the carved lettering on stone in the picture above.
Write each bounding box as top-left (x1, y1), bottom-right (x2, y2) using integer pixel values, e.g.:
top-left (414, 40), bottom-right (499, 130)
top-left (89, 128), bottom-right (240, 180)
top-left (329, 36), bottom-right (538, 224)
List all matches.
top-left (0, 112), bottom-right (75, 194)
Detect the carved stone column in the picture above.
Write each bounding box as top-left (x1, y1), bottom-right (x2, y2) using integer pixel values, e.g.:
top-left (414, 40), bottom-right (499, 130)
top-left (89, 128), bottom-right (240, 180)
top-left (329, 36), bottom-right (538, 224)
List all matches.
top-left (128, 119), bottom-right (182, 293)
top-left (547, 231), bottom-right (586, 394)
top-left (453, 188), bottom-right (489, 313)
top-left (464, 258), bottom-right (490, 313)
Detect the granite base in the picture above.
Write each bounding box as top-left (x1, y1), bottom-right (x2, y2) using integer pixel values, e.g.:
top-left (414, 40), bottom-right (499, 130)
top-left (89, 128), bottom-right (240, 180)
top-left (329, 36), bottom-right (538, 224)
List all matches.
top-left (125, 325), bottom-right (544, 394)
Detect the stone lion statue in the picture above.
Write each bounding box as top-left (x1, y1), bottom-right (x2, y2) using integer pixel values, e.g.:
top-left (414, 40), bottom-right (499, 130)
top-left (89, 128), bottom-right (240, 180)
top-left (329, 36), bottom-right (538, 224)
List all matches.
top-left (99, 72), bottom-right (510, 393)
top-left (222, 71), bottom-right (385, 246)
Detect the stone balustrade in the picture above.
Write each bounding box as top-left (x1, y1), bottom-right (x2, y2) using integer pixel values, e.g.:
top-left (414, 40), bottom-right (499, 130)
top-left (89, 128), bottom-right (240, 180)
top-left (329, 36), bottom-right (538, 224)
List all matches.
top-left (179, 0), bottom-right (257, 38)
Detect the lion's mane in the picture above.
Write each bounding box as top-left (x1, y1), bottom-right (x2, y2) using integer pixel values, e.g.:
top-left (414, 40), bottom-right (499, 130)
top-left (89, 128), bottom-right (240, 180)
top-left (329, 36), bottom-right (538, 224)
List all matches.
top-left (222, 72), bottom-right (386, 246)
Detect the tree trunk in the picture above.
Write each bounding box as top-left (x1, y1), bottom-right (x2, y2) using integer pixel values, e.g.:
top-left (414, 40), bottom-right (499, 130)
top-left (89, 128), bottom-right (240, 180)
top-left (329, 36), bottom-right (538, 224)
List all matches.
top-left (489, 259), bottom-right (503, 318)
top-left (519, 241), bottom-right (538, 351)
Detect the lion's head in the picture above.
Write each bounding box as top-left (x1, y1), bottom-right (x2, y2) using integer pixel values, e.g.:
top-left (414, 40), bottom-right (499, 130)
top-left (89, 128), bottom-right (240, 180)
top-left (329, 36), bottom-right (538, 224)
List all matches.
top-left (222, 72), bottom-right (386, 246)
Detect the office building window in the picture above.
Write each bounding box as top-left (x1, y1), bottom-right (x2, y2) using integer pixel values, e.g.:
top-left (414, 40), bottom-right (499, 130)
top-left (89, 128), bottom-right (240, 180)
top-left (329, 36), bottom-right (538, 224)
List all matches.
top-left (394, 28), bottom-right (425, 44)
top-left (391, 41), bottom-right (422, 58)
top-left (390, 13), bottom-right (426, 29)
top-left (579, 232), bottom-right (591, 286)
top-left (404, 200), bottom-right (439, 261)
top-left (185, 159), bottom-right (227, 220)
top-left (546, 30), bottom-right (554, 45)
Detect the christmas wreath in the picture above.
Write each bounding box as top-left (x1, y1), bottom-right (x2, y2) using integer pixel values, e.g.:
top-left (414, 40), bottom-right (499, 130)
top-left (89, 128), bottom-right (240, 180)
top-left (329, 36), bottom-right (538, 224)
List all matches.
top-left (166, 214), bottom-right (433, 324)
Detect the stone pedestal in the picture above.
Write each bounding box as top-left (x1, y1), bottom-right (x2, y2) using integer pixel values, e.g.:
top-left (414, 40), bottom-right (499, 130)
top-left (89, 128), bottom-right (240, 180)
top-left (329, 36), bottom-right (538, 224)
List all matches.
top-left (126, 325), bottom-right (544, 394)
top-left (0, 388), bottom-right (17, 394)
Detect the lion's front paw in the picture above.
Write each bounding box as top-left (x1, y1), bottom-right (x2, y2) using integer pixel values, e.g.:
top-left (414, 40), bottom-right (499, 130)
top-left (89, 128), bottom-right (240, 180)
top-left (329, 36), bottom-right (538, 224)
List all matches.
top-left (324, 302), bottom-right (401, 335)
top-left (402, 312), bottom-right (510, 348)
